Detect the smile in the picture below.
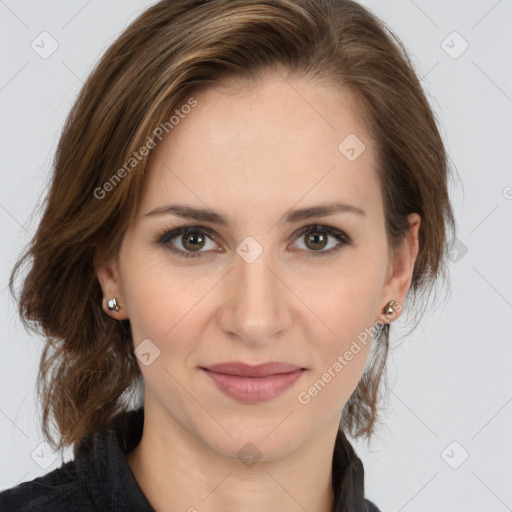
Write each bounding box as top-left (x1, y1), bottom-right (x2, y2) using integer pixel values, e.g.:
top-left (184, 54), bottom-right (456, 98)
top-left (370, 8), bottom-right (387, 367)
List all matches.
top-left (201, 367), bottom-right (306, 403)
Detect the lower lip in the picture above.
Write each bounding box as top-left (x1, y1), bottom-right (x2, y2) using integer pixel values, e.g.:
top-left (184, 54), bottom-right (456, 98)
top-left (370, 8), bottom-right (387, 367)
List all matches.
top-left (202, 368), bottom-right (305, 403)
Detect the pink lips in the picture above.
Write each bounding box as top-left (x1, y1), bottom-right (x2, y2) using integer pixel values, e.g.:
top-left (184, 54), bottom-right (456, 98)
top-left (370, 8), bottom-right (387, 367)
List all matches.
top-left (201, 361), bottom-right (306, 403)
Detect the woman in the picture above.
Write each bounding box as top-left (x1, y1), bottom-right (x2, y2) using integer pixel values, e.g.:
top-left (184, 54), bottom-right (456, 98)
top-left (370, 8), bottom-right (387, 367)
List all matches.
top-left (0, 0), bottom-right (455, 510)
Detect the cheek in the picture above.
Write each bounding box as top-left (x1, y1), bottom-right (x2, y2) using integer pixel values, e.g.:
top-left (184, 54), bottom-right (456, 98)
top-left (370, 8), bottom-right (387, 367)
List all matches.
top-left (296, 290), bottom-right (374, 417)
top-left (121, 255), bottom-right (208, 399)
top-left (297, 257), bottom-right (384, 406)
top-left (120, 246), bottom-right (211, 339)
top-left (307, 255), bottom-right (384, 342)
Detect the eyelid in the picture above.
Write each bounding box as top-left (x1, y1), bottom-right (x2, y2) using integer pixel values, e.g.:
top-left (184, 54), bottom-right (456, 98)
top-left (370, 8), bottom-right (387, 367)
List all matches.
top-left (156, 223), bottom-right (353, 258)
top-left (157, 225), bottom-right (217, 245)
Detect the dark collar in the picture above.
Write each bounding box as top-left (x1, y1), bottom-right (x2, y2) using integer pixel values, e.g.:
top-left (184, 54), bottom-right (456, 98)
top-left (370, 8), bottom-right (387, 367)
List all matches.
top-left (75, 407), bottom-right (370, 511)
top-left (75, 407), bottom-right (154, 510)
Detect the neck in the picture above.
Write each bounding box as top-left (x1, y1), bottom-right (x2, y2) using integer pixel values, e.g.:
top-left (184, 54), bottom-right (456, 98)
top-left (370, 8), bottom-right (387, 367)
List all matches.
top-left (126, 399), bottom-right (339, 512)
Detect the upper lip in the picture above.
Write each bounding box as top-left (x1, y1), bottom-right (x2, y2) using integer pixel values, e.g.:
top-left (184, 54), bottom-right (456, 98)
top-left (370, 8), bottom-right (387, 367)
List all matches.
top-left (202, 361), bottom-right (305, 377)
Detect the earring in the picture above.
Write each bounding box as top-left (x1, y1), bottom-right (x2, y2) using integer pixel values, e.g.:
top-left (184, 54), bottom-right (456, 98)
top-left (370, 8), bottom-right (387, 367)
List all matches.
top-left (107, 297), bottom-right (120, 312)
top-left (382, 300), bottom-right (398, 315)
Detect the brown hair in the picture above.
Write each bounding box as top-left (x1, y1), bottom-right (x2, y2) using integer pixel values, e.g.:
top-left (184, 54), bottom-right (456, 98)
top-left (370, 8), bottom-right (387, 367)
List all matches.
top-left (10, 0), bottom-right (455, 471)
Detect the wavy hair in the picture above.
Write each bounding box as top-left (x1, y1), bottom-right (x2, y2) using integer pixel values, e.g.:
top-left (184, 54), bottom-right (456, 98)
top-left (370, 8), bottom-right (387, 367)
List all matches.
top-left (10, 0), bottom-right (455, 473)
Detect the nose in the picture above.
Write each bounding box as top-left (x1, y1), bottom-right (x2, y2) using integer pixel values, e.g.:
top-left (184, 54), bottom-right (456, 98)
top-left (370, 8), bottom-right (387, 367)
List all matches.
top-left (216, 246), bottom-right (293, 346)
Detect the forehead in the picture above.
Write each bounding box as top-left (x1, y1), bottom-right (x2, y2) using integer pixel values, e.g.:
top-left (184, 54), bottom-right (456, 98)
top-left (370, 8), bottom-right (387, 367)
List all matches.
top-left (139, 75), bottom-right (381, 226)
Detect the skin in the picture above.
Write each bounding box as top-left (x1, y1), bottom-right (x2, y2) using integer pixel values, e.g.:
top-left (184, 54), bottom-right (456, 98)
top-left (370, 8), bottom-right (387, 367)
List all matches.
top-left (96, 71), bottom-right (420, 512)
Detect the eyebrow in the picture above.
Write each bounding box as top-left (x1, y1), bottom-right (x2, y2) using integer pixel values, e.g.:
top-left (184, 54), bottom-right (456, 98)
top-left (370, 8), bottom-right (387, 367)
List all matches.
top-left (144, 201), bottom-right (366, 226)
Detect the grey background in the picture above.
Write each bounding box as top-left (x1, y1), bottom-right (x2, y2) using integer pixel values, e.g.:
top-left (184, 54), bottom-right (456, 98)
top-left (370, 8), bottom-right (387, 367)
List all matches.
top-left (1, 1), bottom-right (511, 510)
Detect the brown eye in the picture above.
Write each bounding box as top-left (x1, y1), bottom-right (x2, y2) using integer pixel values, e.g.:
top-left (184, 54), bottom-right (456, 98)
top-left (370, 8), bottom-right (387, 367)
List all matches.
top-left (158, 226), bottom-right (217, 258)
top-left (181, 231), bottom-right (206, 252)
top-left (292, 224), bottom-right (353, 257)
top-left (157, 223), bottom-right (353, 260)
top-left (304, 231), bottom-right (328, 251)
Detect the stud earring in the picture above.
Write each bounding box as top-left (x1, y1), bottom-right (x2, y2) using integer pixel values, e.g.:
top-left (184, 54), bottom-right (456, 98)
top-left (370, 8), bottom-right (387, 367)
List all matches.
top-left (382, 299), bottom-right (398, 315)
top-left (106, 297), bottom-right (120, 312)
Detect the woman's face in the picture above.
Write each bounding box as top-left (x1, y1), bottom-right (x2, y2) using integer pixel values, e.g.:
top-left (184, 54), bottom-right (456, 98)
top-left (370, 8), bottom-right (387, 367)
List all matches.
top-left (97, 72), bottom-right (419, 460)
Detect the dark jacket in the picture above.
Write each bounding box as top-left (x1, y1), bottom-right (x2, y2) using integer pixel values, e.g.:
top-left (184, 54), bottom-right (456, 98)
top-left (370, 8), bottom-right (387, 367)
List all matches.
top-left (0, 407), bottom-right (381, 511)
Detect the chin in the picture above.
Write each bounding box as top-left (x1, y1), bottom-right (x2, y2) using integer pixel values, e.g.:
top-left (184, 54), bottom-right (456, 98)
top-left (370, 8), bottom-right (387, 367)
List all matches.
top-left (192, 417), bottom-right (310, 463)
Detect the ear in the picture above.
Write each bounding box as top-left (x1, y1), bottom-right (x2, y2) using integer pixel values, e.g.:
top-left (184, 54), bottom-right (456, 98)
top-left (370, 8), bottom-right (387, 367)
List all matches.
top-left (376, 213), bottom-right (421, 324)
top-left (94, 252), bottom-right (129, 321)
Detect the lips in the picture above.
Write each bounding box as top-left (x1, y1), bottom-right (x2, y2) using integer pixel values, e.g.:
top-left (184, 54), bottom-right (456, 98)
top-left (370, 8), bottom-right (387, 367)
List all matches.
top-left (202, 361), bottom-right (304, 377)
top-left (201, 361), bottom-right (306, 403)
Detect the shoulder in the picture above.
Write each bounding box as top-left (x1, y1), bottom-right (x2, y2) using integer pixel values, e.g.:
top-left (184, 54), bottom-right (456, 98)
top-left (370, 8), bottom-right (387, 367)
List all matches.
top-left (0, 460), bottom-right (90, 512)
top-left (365, 498), bottom-right (382, 511)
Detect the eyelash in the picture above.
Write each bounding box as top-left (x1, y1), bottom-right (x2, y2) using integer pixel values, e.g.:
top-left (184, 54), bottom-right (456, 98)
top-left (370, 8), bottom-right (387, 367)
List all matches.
top-left (155, 224), bottom-right (354, 260)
